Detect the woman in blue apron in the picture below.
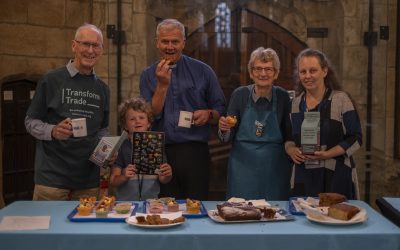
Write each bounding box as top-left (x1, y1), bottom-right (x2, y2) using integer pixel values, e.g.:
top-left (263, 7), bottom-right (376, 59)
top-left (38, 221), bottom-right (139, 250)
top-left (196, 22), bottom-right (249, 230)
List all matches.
top-left (219, 47), bottom-right (292, 200)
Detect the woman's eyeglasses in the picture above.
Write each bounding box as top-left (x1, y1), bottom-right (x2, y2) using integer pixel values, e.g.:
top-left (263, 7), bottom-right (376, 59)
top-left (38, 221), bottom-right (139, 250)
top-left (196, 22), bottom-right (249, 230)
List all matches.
top-left (74, 40), bottom-right (103, 51)
top-left (252, 67), bottom-right (275, 74)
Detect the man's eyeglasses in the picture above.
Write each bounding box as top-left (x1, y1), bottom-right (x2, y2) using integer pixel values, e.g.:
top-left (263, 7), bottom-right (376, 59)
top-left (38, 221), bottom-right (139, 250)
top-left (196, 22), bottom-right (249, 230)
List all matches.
top-left (252, 67), bottom-right (275, 74)
top-left (74, 40), bottom-right (103, 51)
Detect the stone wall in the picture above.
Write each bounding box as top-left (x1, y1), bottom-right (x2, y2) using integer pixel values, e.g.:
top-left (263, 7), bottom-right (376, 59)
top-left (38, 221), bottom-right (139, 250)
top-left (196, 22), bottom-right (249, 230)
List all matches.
top-left (373, 0), bottom-right (400, 198)
top-left (0, 0), bottom-right (113, 207)
top-left (0, 0), bottom-right (398, 206)
top-left (0, 0), bottom-right (116, 129)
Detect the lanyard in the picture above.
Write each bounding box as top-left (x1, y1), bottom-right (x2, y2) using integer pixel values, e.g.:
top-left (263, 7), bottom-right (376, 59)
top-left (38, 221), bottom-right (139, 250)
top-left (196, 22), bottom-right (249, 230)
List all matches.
top-left (301, 88), bottom-right (329, 112)
top-left (131, 137), bottom-right (144, 201)
top-left (137, 173), bottom-right (144, 201)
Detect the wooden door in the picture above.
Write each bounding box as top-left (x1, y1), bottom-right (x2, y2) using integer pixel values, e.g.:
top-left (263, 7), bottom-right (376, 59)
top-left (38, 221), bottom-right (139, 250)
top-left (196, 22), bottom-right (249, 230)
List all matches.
top-left (1, 80), bottom-right (36, 204)
top-left (241, 9), bottom-right (307, 90)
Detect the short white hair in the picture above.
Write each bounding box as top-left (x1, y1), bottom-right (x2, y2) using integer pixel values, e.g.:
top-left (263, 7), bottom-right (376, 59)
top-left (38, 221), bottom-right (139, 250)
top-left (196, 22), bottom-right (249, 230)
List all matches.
top-left (75, 23), bottom-right (103, 42)
top-left (156, 19), bottom-right (185, 38)
top-left (248, 47), bottom-right (280, 72)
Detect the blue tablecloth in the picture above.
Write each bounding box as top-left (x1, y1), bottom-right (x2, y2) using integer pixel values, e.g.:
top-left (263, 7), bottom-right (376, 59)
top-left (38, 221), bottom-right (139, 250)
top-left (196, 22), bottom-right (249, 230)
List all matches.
top-left (1, 200), bottom-right (399, 250)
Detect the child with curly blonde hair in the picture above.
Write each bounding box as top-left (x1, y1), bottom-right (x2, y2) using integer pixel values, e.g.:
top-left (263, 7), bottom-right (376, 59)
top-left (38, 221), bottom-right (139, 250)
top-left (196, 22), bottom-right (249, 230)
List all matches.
top-left (110, 97), bottom-right (172, 200)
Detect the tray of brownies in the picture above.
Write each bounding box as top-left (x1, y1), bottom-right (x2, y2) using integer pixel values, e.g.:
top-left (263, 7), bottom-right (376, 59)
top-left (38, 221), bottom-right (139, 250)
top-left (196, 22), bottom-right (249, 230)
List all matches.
top-left (208, 197), bottom-right (294, 223)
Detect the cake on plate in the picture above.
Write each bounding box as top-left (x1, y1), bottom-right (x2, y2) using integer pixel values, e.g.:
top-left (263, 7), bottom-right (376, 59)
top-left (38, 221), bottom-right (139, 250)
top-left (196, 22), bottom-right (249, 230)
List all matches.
top-left (328, 203), bottom-right (360, 220)
top-left (319, 193), bottom-right (347, 206)
top-left (263, 207), bottom-right (276, 219)
top-left (217, 203), bottom-right (262, 221)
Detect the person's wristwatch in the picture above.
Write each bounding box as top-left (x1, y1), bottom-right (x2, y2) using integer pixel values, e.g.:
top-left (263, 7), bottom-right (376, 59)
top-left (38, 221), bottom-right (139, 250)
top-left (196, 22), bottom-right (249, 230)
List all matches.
top-left (208, 110), bottom-right (214, 121)
top-left (51, 128), bottom-right (56, 140)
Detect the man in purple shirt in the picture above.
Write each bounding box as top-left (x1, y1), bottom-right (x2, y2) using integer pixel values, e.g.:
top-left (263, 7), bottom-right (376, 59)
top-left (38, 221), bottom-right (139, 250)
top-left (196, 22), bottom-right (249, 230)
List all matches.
top-left (140, 19), bottom-right (226, 200)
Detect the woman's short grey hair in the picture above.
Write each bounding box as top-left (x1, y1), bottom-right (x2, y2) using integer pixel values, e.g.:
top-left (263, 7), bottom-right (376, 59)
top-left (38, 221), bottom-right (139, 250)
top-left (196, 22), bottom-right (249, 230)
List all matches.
top-left (156, 19), bottom-right (185, 38)
top-left (248, 47), bottom-right (280, 73)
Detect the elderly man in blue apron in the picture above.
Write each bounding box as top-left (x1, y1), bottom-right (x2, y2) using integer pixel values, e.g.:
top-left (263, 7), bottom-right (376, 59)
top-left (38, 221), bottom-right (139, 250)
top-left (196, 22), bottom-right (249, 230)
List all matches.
top-left (219, 47), bottom-right (292, 200)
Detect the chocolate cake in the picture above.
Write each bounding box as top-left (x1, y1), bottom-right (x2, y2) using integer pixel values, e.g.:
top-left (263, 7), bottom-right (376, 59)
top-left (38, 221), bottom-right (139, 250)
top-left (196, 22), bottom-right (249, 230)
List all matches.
top-left (263, 208), bottom-right (276, 219)
top-left (217, 203), bottom-right (262, 221)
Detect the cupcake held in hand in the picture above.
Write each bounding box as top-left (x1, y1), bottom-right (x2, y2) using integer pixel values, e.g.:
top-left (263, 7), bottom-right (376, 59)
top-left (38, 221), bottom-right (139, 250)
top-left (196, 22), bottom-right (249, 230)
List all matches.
top-left (226, 115), bottom-right (237, 126)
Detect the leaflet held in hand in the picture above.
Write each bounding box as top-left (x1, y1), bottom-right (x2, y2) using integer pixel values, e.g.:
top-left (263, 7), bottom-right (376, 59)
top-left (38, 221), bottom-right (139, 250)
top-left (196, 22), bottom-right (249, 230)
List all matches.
top-left (301, 112), bottom-right (320, 154)
top-left (90, 130), bottom-right (129, 167)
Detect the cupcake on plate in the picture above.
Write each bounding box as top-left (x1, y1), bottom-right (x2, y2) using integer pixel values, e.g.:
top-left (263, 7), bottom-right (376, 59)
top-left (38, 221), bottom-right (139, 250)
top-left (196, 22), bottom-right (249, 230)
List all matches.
top-left (167, 200), bottom-right (179, 212)
top-left (149, 201), bottom-right (164, 214)
top-left (77, 196), bottom-right (96, 216)
top-left (77, 205), bottom-right (93, 216)
top-left (186, 199), bottom-right (201, 214)
top-left (115, 202), bottom-right (132, 214)
top-left (95, 207), bottom-right (109, 218)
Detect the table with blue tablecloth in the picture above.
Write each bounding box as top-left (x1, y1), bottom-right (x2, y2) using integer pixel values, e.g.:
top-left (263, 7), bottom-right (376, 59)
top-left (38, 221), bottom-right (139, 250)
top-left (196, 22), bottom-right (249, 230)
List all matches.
top-left (376, 197), bottom-right (400, 227)
top-left (1, 200), bottom-right (399, 250)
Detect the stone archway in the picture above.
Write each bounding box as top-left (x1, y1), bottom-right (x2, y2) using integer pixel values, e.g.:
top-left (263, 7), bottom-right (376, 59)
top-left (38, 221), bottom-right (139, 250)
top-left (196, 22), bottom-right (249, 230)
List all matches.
top-left (184, 8), bottom-right (307, 100)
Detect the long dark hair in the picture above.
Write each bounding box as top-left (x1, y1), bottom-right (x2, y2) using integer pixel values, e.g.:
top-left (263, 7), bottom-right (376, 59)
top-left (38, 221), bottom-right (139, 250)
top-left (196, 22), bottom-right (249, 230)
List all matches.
top-left (294, 48), bottom-right (359, 111)
top-left (294, 48), bottom-right (342, 96)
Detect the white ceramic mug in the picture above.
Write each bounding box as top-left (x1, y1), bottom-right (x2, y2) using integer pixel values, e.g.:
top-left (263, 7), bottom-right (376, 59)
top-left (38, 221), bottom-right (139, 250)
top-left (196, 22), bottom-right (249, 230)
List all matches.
top-left (178, 111), bottom-right (193, 128)
top-left (71, 118), bottom-right (87, 137)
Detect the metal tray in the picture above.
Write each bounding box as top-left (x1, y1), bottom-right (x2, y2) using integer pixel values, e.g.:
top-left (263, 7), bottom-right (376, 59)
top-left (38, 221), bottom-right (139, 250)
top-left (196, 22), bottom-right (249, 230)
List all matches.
top-left (288, 196), bottom-right (319, 216)
top-left (143, 199), bottom-right (207, 218)
top-left (208, 208), bottom-right (295, 223)
top-left (67, 202), bottom-right (139, 222)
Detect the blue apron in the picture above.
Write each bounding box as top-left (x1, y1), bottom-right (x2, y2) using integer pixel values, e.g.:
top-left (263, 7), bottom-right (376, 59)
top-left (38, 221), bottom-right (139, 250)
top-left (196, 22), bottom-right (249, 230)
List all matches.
top-left (227, 86), bottom-right (291, 200)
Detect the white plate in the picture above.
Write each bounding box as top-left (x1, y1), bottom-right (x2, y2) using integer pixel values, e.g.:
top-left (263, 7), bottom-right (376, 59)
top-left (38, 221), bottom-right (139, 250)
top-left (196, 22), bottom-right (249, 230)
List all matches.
top-left (125, 212), bottom-right (185, 229)
top-left (305, 207), bottom-right (368, 225)
top-left (126, 219), bottom-right (184, 228)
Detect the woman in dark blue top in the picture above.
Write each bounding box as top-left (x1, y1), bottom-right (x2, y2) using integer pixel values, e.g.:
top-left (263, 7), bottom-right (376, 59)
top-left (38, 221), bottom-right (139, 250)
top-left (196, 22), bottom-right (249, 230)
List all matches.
top-left (286, 48), bottom-right (362, 199)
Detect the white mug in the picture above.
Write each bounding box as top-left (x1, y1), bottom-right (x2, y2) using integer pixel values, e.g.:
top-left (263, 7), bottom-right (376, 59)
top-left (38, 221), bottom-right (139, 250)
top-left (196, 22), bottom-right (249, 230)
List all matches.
top-left (178, 111), bottom-right (193, 128)
top-left (71, 118), bottom-right (87, 137)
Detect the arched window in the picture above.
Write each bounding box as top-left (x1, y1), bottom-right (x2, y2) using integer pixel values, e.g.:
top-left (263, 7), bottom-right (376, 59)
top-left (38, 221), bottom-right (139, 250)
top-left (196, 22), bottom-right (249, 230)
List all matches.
top-left (215, 2), bottom-right (231, 48)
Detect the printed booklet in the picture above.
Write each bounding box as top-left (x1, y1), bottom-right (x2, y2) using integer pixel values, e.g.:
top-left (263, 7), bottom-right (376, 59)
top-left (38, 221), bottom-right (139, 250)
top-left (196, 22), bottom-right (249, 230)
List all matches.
top-left (89, 130), bottom-right (129, 167)
top-left (132, 131), bottom-right (165, 175)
